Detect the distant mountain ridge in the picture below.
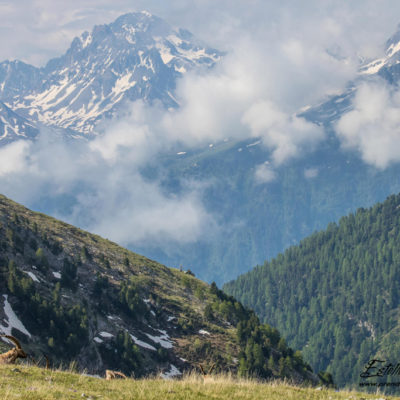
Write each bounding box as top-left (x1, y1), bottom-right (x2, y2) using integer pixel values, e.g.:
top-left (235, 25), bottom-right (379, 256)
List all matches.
top-left (2, 14), bottom-right (400, 140)
top-left (302, 24), bottom-right (400, 125)
top-left (360, 23), bottom-right (400, 78)
top-left (0, 11), bottom-right (221, 139)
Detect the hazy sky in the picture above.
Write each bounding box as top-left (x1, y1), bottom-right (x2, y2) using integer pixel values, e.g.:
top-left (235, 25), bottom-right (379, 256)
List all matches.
top-left (1, 1), bottom-right (400, 66)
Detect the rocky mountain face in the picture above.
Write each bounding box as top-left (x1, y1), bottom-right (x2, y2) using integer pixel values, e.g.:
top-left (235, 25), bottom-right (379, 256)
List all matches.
top-left (0, 194), bottom-right (318, 383)
top-left (303, 25), bottom-right (400, 125)
top-left (2, 14), bottom-right (400, 140)
top-left (0, 11), bottom-right (221, 139)
top-left (0, 101), bottom-right (38, 143)
top-left (360, 24), bottom-right (400, 79)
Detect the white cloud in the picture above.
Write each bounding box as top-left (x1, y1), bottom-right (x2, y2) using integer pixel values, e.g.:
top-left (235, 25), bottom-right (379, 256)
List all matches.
top-left (254, 162), bottom-right (276, 184)
top-left (0, 140), bottom-right (31, 176)
top-left (335, 80), bottom-right (400, 169)
top-left (242, 100), bottom-right (325, 165)
top-left (88, 187), bottom-right (211, 245)
top-left (0, 128), bottom-right (212, 246)
top-left (304, 168), bottom-right (319, 179)
top-left (161, 50), bottom-right (257, 145)
top-left (89, 101), bottom-right (163, 165)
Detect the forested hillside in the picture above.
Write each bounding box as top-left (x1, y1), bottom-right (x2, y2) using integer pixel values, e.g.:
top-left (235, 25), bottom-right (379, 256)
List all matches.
top-left (224, 193), bottom-right (400, 388)
top-left (0, 194), bottom-right (317, 384)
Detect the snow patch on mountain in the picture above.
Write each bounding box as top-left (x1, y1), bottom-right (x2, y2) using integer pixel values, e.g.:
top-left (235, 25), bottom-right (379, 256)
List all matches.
top-left (99, 331), bottom-right (114, 338)
top-left (360, 25), bottom-right (400, 76)
top-left (160, 364), bottom-right (181, 379)
top-left (386, 40), bottom-right (400, 58)
top-left (359, 58), bottom-right (386, 75)
top-left (24, 271), bottom-right (40, 282)
top-left (145, 329), bottom-right (173, 349)
top-left (0, 295), bottom-right (31, 337)
top-left (0, 101), bottom-right (38, 143)
top-left (129, 333), bottom-right (157, 351)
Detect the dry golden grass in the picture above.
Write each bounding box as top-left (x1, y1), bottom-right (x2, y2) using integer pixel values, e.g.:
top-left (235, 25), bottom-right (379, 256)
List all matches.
top-left (0, 364), bottom-right (399, 400)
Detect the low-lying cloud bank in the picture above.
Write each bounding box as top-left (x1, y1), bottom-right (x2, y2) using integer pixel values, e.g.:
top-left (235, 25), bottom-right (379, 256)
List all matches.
top-left (0, 125), bottom-right (213, 247)
top-left (336, 80), bottom-right (400, 169)
top-left (0, 25), bottom-right (336, 247)
top-left (0, 62), bottom-right (327, 247)
top-left (2, 60), bottom-right (399, 249)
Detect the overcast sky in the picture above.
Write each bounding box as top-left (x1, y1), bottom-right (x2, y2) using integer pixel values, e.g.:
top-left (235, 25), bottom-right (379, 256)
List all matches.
top-left (1, 1), bottom-right (400, 66)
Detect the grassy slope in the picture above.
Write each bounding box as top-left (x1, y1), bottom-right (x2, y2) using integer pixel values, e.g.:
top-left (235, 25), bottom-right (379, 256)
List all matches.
top-left (0, 364), bottom-right (397, 400)
top-left (0, 193), bottom-right (239, 373)
top-left (0, 193), bottom-right (317, 382)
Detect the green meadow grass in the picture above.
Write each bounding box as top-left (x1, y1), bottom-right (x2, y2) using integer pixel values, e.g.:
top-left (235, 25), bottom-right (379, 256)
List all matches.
top-left (0, 364), bottom-right (399, 400)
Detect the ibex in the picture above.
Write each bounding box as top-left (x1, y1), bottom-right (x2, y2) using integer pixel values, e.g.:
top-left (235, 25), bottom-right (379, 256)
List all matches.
top-left (0, 335), bottom-right (27, 364)
top-left (105, 369), bottom-right (127, 380)
top-left (199, 363), bottom-right (215, 382)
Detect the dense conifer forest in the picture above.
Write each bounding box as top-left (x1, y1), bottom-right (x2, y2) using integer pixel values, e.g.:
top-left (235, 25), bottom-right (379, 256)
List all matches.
top-left (224, 193), bottom-right (400, 388)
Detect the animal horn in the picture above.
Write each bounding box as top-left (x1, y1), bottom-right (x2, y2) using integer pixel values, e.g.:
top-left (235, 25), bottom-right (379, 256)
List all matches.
top-left (44, 354), bottom-right (50, 369)
top-left (199, 364), bottom-right (206, 376)
top-left (208, 363), bottom-right (215, 375)
top-left (105, 369), bottom-right (127, 380)
top-left (0, 335), bottom-right (22, 349)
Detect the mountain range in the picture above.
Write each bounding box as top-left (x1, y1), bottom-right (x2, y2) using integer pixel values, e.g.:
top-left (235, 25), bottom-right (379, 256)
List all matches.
top-left (1, 12), bottom-right (400, 286)
top-left (2, 12), bottom-right (400, 141)
top-left (0, 11), bottom-right (220, 139)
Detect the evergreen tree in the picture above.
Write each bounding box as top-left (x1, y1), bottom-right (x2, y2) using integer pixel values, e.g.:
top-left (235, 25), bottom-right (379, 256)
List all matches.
top-left (224, 193), bottom-right (400, 387)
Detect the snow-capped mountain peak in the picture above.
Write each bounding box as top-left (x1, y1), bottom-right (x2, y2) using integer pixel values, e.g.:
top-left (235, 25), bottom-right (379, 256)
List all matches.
top-left (385, 24), bottom-right (400, 56)
top-left (0, 11), bottom-right (221, 138)
top-left (360, 25), bottom-right (400, 76)
top-left (301, 23), bottom-right (400, 125)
